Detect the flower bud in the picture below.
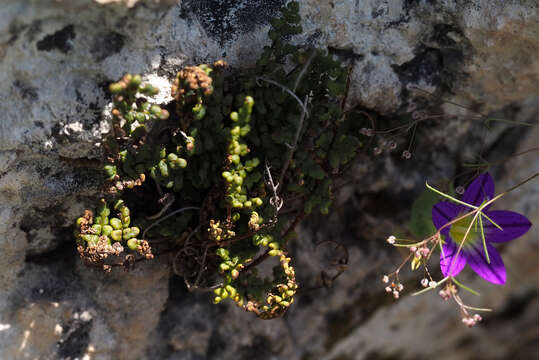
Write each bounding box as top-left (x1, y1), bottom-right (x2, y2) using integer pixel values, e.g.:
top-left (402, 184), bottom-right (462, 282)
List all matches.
top-left (142, 84), bottom-right (159, 96)
top-left (411, 256), bottom-right (421, 270)
top-left (233, 175), bottom-right (243, 185)
top-left (102, 225), bottom-right (113, 237)
top-left (104, 165), bottom-right (117, 179)
top-left (127, 238), bottom-right (140, 251)
top-left (130, 74), bottom-right (142, 88)
top-left (82, 234), bottom-right (99, 245)
top-left (109, 82), bottom-right (125, 94)
top-left (231, 200), bottom-right (243, 208)
top-left (158, 160), bottom-right (169, 177)
top-left (220, 289), bottom-right (229, 299)
top-left (122, 228), bottom-right (134, 240)
top-left (120, 206), bottom-right (130, 218)
top-left (225, 285), bottom-right (236, 298)
top-left (230, 154), bottom-right (240, 164)
top-left (114, 199), bottom-right (125, 210)
top-left (167, 153), bottom-right (178, 162)
top-left (110, 218), bottom-right (122, 230)
top-left (230, 126), bottom-right (241, 137)
top-left (193, 104), bottom-right (206, 120)
top-left (91, 224), bottom-right (102, 234)
top-left (136, 112), bottom-right (146, 123)
top-left (150, 105), bottom-right (162, 116)
top-left (219, 263), bottom-right (230, 272)
top-left (111, 230), bottom-right (123, 242)
top-left (216, 248), bottom-right (229, 259)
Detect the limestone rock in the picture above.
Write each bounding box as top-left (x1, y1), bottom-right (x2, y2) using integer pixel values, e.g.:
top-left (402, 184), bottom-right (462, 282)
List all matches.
top-left (0, 0), bottom-right (538, 359)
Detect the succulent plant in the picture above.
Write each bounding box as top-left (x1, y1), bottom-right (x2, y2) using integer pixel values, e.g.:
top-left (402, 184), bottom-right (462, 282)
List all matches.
top-left (75, 1), bottom-right (364, 318)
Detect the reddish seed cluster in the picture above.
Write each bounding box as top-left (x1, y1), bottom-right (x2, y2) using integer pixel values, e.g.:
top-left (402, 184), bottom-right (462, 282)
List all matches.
top-left (383, 276), bottom-right (404, 299)
top-left (410, 246), bottom-right (430, 257)
top-left (438, 284), bottom-right (457, 301)
top-left (462, 314), bottom-right (482, 327)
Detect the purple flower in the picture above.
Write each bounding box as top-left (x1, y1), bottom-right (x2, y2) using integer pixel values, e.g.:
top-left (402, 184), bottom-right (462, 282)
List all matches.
top-left (432, 173), bottom-right (531, 285)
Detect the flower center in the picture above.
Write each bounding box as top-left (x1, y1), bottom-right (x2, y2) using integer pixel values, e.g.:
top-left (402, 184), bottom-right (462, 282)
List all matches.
top-left (449, 216), bottom-right (480, 248)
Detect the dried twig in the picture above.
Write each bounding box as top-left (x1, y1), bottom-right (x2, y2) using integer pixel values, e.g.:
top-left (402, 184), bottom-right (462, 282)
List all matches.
top-left (143, 206), bottom-right (200, 239)
top-left (255, 76), bottom-right (309, 115)
top-left (265, 162), bottom-right (283, 212)
top-left (146, 193), bottom-right (175, 220)
top-left (293, 48), bottom-right (316, 92)
top-left (278, 95), bottom-right (309, 187)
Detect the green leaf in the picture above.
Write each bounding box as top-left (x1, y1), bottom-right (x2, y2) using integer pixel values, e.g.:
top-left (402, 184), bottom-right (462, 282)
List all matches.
top-left (407, 188), bottom-right (439, 238)
top-left (328, 135), bottom-right (359, 169)
top-left (426, 181), bottom-right (477, 210)
top-left (307, 163), bottom-right (326, 180)
top-left (452, 277), bottom-right (480, 296)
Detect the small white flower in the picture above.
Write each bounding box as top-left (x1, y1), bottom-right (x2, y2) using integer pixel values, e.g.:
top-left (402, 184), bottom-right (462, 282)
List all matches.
top-left (401, 150), bottom-right (412, 159)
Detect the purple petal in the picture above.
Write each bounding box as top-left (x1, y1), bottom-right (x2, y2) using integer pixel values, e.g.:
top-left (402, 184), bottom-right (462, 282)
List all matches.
top-left (465, 243), bottom-right (506, 285)
top-left (432, 202), bottom-right (460, 235)
top-left (440, 239), bottom-right (467, 277)
top-left (461, 173), bottom-right (495, 209)
top-left (483, 210), bottom-right (532, 243)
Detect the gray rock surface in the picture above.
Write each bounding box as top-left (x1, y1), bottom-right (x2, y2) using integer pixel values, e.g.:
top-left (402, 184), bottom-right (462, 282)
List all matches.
top-left (0, 0), bottom-right (537, 359)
